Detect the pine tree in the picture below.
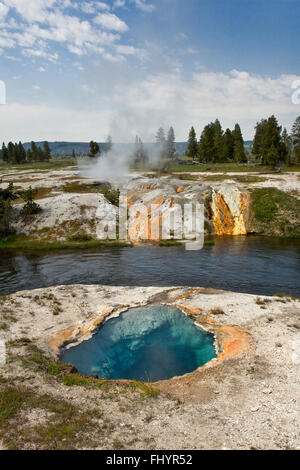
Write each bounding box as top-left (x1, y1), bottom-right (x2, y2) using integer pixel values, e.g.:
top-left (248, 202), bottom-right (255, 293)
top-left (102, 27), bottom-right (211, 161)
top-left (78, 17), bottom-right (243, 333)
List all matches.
top-left (281, 128), bottom-right (292, 165)
top-left (252, 119), bottom-right (268, 158)
top-left (166, 127), bottom-right (176, 160)
top-left (43, 141), bottom-right (51, 161)
top-left (1, 143), bottom-right (8, 162)
top-left (31, 142), bottom-right (38, 162)
top-left (265, 144), bottom-right (280, 169)
top-left (222, 128), bottom-right (234, 162)
top-left (261, 115), bottom-right (284, 166)
top-left (291, 116), bottom-right (300, 164)
top-left (19, 186), bottom-right (42, 219)
top-left (17, 142), bottom-right (26, 164)
top-left (155, 127), bottom-right (167, 160)
top-left (233, 124), bottom-right (246, 163)
top-left (212, 119), bottom-right (224, 162)
top-left (7, 142), bottom-right (14, 163)
top-left (156, 127), bottom-right (165, 144)
top-left (198, 124), bottom-right (215, 163)
top-left (0, 183), bottom-right (17, 236)
top-left (186, 127), bottom-right (198, 160)
top-left (88, 141), bottom-right (100, 158)
top-left (72, 149), bottom-right (76, 159)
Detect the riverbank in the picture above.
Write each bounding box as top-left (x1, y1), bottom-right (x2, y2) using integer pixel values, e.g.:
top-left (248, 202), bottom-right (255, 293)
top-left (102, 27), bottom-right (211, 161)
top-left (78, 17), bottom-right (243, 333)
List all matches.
top-left (0, 284), bottom-right (299, 450)
top-left (1, 165), bottom-right (300, 246)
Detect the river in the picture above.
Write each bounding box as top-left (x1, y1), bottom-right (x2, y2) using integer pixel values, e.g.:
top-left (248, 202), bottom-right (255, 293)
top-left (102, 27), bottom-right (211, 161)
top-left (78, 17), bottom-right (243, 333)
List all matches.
top-left (0, 236), bottom-right (299, 296)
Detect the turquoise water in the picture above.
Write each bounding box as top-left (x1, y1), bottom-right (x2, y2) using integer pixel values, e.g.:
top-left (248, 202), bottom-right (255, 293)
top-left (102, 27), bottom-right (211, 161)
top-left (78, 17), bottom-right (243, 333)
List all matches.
top-left (60, 305), bottom-right (217, 382)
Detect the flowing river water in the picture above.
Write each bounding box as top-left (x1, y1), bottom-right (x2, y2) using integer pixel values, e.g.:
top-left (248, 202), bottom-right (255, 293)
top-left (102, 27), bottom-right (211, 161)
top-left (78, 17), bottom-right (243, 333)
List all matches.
top-left (0, 236), bottom-right (299, 297)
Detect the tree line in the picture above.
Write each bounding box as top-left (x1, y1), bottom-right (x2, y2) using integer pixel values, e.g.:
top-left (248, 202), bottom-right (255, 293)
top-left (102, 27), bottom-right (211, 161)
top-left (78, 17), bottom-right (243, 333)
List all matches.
top-left (0, 141), bottom-right (51, 164)
top-left (186, 115), bottom-right (300, 167)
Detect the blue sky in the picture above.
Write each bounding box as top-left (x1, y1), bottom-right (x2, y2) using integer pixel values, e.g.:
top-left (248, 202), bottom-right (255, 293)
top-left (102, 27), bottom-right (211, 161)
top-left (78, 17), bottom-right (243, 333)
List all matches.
top-left (0, 0), bottom-right (299, 142)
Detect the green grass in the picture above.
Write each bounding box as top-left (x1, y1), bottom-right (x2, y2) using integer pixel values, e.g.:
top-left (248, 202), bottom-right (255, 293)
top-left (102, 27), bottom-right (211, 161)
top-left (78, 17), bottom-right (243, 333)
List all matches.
top-left (61, 182), bottom-right (120, 205)
top-left (250, 188), bottom-right (300, 237)
top-left (199, 174), bottom-right (267, 183)
top-left (19, 344), bottom-right (72, 377)
top-left (166, 163), bottom-right (273, 173)
top-left (0, 158), bottom-right (77, 172)
top-left (0, 384), bottom-right (101, 450)
top-left (14, 343), bottom-right (160, 397)
top-left (204, 239), bottom-right (215, 246)
top-left (159, 240), bottom-right (182, 247)
top-left (0, 236), bottom-right (131, 251)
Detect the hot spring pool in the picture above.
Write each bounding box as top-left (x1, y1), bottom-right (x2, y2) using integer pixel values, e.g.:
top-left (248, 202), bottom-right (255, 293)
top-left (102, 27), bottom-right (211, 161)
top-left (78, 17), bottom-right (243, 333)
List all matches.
top-left (60, 305), bottom-right (217, 382)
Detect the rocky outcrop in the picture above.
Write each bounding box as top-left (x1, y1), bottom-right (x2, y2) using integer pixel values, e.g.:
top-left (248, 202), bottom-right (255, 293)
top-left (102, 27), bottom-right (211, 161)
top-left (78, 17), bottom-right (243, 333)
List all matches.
top-left (210, 185), bottom-right (251, 236)
top-left (13, 193), bottom-right (117, 240)
top-left (123, 177), bottom-right (251, 242)
top-left (11, 176), bottom-right (253, 242)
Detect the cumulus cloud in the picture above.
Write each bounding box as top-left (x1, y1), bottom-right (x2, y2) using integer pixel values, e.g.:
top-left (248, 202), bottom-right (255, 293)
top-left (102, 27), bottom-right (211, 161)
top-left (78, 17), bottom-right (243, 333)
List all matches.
top-left (94, 12), bottom-right (129, 32)
top-left (0, 0), bottom-right (134, 63)
top-left (0, 2), bottom-right (9, 20)
top-left (1, 70), bottom-right (299, 142)
top-left (132, 0), bottom-right (155, 13)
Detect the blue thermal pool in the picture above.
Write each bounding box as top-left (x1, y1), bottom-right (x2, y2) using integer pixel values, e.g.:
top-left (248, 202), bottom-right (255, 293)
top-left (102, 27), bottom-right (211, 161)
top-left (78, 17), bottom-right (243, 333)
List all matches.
top-left (60, 305), bottom-right (217, 382)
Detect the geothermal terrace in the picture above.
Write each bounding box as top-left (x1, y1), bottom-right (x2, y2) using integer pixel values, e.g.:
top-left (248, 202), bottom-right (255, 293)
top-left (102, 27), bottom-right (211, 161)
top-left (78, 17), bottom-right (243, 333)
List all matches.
top-left (0, 165), bottom-right (299, 450)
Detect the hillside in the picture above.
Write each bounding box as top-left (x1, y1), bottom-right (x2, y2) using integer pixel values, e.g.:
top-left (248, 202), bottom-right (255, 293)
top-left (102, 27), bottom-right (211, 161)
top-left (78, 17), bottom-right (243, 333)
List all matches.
top-left (22, 141), bottom-right (253, 157)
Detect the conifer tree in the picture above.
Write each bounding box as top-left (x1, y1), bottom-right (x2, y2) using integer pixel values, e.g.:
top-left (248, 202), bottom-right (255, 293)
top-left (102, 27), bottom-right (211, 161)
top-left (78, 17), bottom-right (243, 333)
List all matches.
top-left (233, 123), bottom-right (246, 163)
top-left (7, 142), bottom-right (14, 163)
top-left (43, 141), bottom-right (51, 161)
top-left (17, 142), bottom-right (26, 164)
top-left (261, 115), bottom-right (284, 166)
top-left (31, 142), bottom-right (38, 162)
top-left (186, 127), bottom-right (198, 160)
top-left (1, 143), bottom-right (8, 162)
top-left (155, 127), bottom-right (167, 160)
top-left (88, 141), bottom-right (100, 158)
top-left (252, 119), bottom-right (268, 158)
top-left (212, 119), bottom-right (223, 162)
top-left (291, 116), bottom-right (300, 164)
top-left (198, 124), bottom-right (215, 163)
top-left (166, 127), bottom-right (176, 159)
top-left (281, 128), bottom-right (292, 165)
top-left (222, 128), bottom-right (234, 161)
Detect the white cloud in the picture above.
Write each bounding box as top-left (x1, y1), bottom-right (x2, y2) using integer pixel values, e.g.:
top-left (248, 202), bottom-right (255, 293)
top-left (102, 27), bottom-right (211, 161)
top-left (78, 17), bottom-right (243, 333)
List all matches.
top-left (0, 2), bottom-right (9, 19)
top-left (0, 1), bottom-right (131, 63)
top-left (131, 0), bottom-right (155, 13)
top-left (114, 0), bottom-right (155, 13)
top-left (0, 102), bottom-right (113, 142)
top-left (1, 70), bottom-right (299, 142)
top-left (22, 48), bottom-right (59, 62)
top-left (74, 1), bottom-right (110, 14)
top-left (73, 62), bottom-right (84, 70)
top-left (114, 0), bottom-right (126, 8)
top-left (32, 85), bottom-right (41, 90)
top-left (94, 12), bottom-right (128, 32)
top-left (38, 66), bottom-right (46, 72)
top-left (0, 36), bottom-right (15, 47)
top-left (103, 52), bottom-right (125, 63)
